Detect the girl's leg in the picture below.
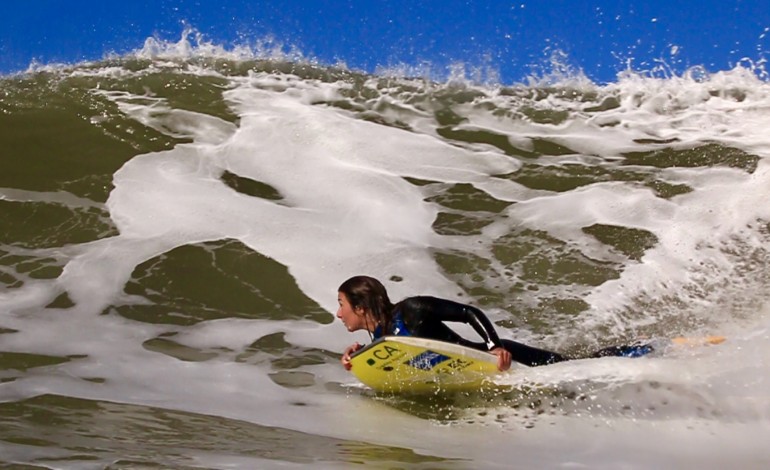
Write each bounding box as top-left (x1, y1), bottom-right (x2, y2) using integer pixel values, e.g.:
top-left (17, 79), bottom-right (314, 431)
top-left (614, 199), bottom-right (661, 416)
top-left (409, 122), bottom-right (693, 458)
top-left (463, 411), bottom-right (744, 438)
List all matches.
top-left (591, 343), bottom-right (654, 358)
top-left (500, 339), bottom-right (569, 366)
top-left (462, 339), bottom-right (570, 367)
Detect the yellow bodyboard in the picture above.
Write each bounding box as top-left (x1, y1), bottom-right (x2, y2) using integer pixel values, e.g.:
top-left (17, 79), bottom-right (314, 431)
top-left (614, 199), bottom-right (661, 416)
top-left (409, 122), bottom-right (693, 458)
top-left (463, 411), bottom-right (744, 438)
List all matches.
top-left (348, 336), bottom-right (506, 394)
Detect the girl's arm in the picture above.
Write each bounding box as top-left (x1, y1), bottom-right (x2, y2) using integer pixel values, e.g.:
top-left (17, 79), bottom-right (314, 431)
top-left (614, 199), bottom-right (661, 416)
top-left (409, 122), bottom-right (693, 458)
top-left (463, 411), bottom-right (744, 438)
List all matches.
top-left (401, 296), bottom-right (504, 350)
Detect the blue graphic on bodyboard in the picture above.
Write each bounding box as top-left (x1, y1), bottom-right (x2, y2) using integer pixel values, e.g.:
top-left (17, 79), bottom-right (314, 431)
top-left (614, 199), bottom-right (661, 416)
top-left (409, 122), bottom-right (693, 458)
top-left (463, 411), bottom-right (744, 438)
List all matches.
top-left (406, 350), bottom-right (450, 371)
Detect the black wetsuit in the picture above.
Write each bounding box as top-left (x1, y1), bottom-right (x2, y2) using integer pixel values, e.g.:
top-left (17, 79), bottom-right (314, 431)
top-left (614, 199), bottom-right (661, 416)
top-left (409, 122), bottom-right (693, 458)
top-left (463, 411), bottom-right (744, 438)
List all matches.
top-left (375, 296), bottom-right (568, 367)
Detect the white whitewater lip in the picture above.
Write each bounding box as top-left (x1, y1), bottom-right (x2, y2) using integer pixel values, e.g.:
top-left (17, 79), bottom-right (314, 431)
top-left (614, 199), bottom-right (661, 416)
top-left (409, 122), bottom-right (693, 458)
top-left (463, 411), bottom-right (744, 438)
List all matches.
top-left (4, 63), bottom-right (770, 467)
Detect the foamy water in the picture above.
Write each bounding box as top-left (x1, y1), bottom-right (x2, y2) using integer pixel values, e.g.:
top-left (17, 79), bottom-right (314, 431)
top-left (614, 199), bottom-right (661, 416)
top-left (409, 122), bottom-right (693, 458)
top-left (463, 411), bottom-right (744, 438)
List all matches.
top-left (2, 35), bottom-right (770, 468)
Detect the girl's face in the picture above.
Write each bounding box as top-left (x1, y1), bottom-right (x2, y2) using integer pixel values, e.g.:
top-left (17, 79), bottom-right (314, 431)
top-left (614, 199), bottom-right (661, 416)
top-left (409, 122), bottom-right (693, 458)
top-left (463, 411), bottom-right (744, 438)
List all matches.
top-left (336, 292), bottom-right (369, 332)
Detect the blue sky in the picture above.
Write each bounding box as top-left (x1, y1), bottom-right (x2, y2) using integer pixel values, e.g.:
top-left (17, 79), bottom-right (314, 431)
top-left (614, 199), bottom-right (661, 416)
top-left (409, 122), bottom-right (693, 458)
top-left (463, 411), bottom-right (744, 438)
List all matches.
top-left (2, 1), bottom-right (769, 83)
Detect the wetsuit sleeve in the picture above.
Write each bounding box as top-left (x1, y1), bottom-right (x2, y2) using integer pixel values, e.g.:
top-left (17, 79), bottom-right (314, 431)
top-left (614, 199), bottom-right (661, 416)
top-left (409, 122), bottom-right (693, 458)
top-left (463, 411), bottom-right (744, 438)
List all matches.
top-left (404, 297), bottom-right (503, 350)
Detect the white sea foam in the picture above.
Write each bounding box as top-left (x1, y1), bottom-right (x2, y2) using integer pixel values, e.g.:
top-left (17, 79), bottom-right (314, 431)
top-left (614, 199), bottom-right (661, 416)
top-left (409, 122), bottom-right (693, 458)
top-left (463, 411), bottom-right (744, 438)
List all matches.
top-left (426, 69), bottom-right (770, 337)
top-left (4, 58), bottom-right (770, 467)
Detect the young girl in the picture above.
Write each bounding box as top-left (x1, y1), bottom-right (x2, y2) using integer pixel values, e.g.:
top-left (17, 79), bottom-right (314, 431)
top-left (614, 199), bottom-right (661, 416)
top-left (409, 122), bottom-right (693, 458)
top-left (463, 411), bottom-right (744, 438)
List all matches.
top-left (336, 275), bottom-right (654, 371)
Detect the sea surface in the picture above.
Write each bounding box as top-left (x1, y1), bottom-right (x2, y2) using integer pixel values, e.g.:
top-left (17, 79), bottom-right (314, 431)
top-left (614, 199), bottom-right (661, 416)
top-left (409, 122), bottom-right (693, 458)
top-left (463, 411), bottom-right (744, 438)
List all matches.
top-left (2, 35), bottom-right (770, 469)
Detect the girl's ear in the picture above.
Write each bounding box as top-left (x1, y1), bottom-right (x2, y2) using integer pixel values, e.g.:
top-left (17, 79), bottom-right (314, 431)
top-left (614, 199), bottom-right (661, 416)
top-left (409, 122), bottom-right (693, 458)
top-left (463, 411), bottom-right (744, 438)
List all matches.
top-left (354, 305), bottom-right (366, 316)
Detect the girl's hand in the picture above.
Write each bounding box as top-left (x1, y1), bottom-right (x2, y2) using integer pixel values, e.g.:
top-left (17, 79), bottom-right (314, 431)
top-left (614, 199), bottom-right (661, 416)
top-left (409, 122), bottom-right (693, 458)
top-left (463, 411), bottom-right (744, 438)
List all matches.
top-left (341, 342), bottom-right (363, 370)
top-left (490, 347), bottom-right (512, 371)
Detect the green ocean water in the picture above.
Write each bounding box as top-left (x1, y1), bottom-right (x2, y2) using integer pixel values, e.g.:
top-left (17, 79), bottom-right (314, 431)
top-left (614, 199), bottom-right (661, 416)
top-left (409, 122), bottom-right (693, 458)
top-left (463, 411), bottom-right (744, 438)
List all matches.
top-left (2, 55), bottom-right (770, 468)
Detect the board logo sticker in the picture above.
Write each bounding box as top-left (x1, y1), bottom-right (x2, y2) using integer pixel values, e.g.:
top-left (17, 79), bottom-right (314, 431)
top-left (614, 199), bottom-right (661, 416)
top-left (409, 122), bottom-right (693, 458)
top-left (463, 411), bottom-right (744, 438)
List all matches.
top-left (365, 344), bottom-right (402, 367)
top-left (405, 350), bottom-right (450, 371)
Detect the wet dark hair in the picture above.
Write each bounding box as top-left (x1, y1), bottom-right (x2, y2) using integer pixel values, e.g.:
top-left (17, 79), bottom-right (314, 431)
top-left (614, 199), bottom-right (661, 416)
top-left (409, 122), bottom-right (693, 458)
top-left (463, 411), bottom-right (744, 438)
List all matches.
top-left (338, 275), bottom-right (395, 334)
